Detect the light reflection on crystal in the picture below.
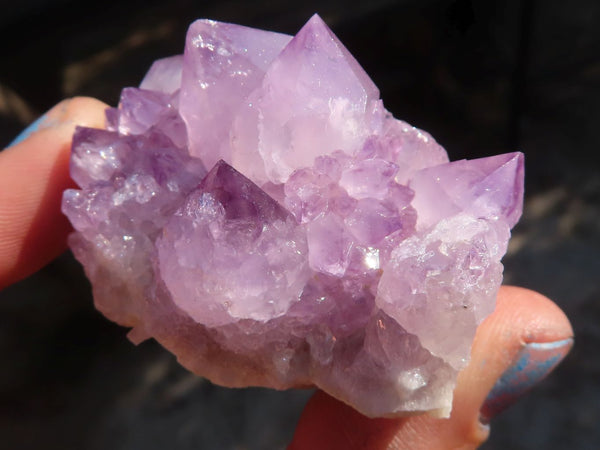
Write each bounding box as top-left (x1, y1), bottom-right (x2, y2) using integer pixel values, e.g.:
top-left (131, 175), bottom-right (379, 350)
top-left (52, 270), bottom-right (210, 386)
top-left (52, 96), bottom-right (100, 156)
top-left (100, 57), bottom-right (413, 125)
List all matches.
top-left (361, 246), bottom-right (380, 270)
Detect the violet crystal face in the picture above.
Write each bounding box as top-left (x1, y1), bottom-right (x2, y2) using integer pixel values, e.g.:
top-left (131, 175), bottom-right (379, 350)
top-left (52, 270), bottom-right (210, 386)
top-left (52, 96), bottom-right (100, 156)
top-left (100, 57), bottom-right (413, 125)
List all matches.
top-left (62, 14), bottom-right (524, 418)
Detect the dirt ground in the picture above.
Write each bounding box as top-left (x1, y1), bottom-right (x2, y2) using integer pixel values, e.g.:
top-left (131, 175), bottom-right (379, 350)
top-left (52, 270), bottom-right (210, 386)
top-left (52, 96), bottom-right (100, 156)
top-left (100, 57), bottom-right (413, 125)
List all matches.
top-left (1, 1), bottom-right (599, 448)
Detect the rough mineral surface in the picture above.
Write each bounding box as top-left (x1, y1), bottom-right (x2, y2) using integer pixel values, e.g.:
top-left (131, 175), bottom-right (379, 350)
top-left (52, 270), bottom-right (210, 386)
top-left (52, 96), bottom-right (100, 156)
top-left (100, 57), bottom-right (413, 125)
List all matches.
top-left (62, 14), bottom-right (524, 418)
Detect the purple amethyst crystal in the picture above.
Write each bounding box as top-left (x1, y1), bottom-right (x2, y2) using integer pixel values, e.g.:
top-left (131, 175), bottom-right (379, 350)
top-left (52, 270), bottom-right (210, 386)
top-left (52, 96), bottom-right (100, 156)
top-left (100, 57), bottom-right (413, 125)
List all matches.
top-left (62, 14), bottom-right (524, 418)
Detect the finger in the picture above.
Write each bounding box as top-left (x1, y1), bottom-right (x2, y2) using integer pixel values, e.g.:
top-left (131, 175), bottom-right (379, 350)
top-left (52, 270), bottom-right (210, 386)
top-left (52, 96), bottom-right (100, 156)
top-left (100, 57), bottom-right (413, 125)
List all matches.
top-left (289, 286), bottom-right (573, 450)
top-left (0, 97), bottom-right (108, 290)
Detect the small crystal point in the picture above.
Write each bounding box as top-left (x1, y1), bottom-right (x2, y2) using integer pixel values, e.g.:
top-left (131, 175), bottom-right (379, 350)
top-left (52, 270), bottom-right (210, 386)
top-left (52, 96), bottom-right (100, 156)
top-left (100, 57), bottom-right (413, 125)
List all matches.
top-left (140, 55), bottom-right (183, 94)
top-left (117, 88), bottom-right (172, 135)
top-left (200, 160), bottom-right (292, 223)
top-left (409, 152), bottom-right (524, 230)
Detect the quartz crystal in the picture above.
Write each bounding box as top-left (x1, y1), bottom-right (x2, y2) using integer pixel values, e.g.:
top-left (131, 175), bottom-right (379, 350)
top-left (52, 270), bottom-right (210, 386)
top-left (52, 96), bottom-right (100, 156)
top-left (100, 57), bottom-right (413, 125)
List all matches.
top-left (62, 14), bottom-right (524, 418)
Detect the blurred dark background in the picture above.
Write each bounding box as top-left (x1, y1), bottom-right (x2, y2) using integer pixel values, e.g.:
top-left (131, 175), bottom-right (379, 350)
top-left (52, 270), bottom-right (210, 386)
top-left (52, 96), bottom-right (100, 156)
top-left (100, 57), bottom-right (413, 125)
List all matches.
top-left (0, 0), bottom-right (598, 448)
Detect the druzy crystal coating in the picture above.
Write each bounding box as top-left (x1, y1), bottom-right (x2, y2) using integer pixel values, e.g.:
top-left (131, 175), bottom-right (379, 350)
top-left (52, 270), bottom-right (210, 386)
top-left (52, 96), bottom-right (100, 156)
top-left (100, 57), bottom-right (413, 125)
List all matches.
top-left (62, 15), bottom-right (524, 418)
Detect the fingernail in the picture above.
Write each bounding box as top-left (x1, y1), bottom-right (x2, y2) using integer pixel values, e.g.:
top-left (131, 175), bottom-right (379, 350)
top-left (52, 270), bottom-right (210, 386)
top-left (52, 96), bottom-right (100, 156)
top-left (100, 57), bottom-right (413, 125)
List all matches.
top-left (480, 337), bottom-right (573, 423)
top-left (6, 114), bottom-right (50, 148)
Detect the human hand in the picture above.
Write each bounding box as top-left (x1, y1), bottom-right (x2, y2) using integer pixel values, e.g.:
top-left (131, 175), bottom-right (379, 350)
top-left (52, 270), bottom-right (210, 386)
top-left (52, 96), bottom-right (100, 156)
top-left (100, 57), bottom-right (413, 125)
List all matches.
top-left (1, 99), bottom-right (573, 449)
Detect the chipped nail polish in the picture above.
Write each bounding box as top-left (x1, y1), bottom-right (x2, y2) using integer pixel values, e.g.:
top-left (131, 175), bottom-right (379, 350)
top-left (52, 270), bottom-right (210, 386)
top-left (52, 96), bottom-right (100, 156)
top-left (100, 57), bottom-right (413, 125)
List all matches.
top-left (480, 337), bottom-right (573, 423)
top-left (6, 114), bottom-right (48, 148)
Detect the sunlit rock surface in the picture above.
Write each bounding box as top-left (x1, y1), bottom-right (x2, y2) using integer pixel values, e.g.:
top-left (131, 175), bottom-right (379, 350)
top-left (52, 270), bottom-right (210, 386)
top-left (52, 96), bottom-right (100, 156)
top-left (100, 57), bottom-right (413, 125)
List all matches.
top-left (62, 14), bottom-right (523, 418)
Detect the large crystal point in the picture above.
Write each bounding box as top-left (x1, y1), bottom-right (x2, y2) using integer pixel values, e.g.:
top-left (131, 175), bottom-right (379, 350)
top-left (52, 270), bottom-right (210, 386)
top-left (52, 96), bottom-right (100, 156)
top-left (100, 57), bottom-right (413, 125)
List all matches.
top-left (63, 15), bottom-right (524, 418)
top-left (231, 14), bottom-right (380, 184)
top-left (180, 20), bottom-right (292, 169)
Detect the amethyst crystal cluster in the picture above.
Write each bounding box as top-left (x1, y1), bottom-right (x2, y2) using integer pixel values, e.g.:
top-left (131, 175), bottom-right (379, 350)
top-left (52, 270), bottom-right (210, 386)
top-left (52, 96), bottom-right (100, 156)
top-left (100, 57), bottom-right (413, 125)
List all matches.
top-left (62, 15), bottom-right (523, 417)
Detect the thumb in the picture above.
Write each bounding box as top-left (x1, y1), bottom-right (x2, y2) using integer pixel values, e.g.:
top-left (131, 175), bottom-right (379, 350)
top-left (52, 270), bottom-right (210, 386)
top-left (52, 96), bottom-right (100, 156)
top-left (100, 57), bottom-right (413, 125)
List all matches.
top-left (289, 286), bottom-right (574, 450)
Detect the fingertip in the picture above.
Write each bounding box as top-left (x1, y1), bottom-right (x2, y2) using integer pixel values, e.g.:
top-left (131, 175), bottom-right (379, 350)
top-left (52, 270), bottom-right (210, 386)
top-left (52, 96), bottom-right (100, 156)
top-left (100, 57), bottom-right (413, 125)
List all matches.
top-left (468, 286), bottom-right (573, 424)
top-left (4, 97), bottom-right (108, 152)
top-left (53, 96), bottom-right (109, 133)
top-left (494, 286), bottom-right (574, 344)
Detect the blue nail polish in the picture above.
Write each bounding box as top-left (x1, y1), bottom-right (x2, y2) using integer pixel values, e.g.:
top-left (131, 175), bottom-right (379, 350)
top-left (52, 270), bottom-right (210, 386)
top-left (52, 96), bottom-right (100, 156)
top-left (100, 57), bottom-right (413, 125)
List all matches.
top-left (6, 115), bottom-right (47, 148)
top-left (480, 337), bottom-right (573, 423)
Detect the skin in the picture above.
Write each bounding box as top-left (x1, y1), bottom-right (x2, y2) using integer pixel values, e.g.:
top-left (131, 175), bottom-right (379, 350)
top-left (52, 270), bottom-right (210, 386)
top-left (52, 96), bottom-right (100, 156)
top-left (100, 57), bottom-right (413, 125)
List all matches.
top-left (0, 97), bottom-right (107, 290)
top-left (0, 97), bottom-right (574, 449)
